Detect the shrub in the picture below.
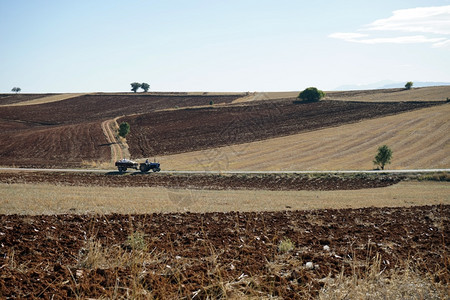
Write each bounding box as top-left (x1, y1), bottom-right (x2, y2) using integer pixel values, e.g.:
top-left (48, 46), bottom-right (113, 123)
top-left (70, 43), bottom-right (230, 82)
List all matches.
top-left (125, 231), bottom-right (148, 251)
top-left (118, 122), bottom-right (130, 138)
top-left (278, 238), bottom-right (295, 253)
top-left (298, 87), bottom-right (325, 102)
top-left (405, 81), bottom-right (413, 90)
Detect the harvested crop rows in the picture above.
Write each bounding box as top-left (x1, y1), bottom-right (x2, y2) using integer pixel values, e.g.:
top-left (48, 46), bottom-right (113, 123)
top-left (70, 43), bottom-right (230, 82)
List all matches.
top-left (122, 100), bottom-right (442, 157)
top-left (1, 205), bottom-right (448, 299)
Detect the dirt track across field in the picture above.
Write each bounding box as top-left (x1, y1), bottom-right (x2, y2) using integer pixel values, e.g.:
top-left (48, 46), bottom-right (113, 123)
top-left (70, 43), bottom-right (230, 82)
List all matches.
top-left (0, 94), bottom-right (241, 168)
top-left (122, 100), bottom-right (442, 157)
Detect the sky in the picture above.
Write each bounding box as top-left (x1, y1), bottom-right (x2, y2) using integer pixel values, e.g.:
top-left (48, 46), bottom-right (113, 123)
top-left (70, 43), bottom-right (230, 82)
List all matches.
top-left (1, 0), bottom-right (449, 92)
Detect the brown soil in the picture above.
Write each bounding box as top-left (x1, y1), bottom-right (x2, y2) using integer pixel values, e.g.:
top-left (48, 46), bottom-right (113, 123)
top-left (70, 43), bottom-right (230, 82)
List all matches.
top-left (0, 94), bottom-right (240, 125)
top-left (0, 122), bottom-right (110, 168)
top-left (1, 205), bottom-right (447, 299)
top-left (0, 171), bottom-right (402, 191)
top-left (121, 100), bottom-right (442, 157)
top-left (0, 94), bottom-right (59, 105)
top-left (0, 91), bottom-right (444, 168)
top-left (0, 94), bottom-right (241, 168)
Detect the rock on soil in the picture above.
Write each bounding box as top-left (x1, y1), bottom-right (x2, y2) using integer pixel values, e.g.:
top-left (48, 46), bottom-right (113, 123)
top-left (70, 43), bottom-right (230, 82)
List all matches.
top-left (0, 205), bottom-right (448, 299)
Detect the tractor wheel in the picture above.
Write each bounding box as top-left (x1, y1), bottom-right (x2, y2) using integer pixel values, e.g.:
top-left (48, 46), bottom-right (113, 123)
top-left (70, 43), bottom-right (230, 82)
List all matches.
top-left (153, 167), bottom-right (161, 172)
top-left (140, 165), bottom-right (148, 172)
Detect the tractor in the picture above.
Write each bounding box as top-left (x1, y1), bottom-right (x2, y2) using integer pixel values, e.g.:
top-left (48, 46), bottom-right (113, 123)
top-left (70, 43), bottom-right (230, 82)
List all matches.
top-left (115, 159), bottom-right (161, 173)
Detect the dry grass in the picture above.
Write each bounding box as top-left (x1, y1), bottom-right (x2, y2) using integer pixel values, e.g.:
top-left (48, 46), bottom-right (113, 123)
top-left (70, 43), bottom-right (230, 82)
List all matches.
top-left (2, 93), bottom-right (86, 106)
top-left (233, 86), bottom-right (450, 103)
top-left (327, 85), bottom-right (450, 102)
top-left (318, 254), bottom-right (447, 300)
top-left (233, 91), bottom-right (299, 103)
top-left (68, 234), bottom-right (448, 299)
top-left (0, 181), bottom-right (448, 215)
top-left (157, 104), bottom-right (449, 171)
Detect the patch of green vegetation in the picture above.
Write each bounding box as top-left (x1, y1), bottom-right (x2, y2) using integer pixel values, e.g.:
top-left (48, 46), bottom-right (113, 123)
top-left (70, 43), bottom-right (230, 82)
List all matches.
top-left (278, 238), bottom-right (295, 253)
top-left (416, 172), bottom-right (450, 182)
top-left (125, 231), bottom-right (148, 251)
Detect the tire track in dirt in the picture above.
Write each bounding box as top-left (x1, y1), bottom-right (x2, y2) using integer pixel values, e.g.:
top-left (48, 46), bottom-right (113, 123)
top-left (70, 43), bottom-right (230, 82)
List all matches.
top-left (101, 118), bottom-right (124, 163)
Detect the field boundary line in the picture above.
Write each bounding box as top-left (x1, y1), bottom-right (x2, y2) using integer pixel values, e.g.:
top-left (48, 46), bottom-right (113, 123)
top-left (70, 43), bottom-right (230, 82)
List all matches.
top-left (0, 167), bottom-right (448, 174)
top-left (1, 93), bottom-right (86, 107)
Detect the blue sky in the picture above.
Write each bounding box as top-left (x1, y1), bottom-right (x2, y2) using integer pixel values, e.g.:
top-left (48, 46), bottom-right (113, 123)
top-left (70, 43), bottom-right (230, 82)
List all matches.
top-left (1, 0), bottom-right (449, 92)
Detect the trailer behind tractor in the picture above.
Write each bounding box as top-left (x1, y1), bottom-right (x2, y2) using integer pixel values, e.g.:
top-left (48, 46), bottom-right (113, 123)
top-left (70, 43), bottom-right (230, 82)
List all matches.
top-left (115, 159), bottom-right (160, 173)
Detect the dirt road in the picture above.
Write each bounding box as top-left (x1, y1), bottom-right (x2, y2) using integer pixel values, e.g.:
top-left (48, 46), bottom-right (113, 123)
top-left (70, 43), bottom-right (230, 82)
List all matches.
top-left (101, 118), bottom-right (123, 162)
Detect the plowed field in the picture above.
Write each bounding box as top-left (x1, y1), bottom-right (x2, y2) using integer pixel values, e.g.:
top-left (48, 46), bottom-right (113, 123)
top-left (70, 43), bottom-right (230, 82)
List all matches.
top-left (0, 171), bottom-right (401, 191)
top-left (1, 205), bottom-right (448, 299)
top-left (0, 94), bottom-right (241, 168)
top-left (121, 100), bottom-right (441, 157)
top-left (0, 94), bottom-right (240, 125)
top-left (0, 94), bottom-right (59, 105)
top-left (0, 122), bottom-right (110, 168)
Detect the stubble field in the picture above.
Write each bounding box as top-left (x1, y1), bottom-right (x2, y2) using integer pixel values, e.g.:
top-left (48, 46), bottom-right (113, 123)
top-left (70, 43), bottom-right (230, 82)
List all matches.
top-left (0, 87), bottom-right (449, 299)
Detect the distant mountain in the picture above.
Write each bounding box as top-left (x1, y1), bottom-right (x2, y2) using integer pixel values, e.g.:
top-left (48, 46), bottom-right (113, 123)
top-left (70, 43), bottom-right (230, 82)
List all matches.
top-left (334, 81), bottom-right (450, 91)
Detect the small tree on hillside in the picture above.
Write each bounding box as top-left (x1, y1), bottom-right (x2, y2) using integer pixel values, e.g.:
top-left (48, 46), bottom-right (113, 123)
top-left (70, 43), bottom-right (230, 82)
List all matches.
top-left (118, 122), bottom-right (130, 138)
top-left (141, 82), bottom-right (150, 92)
top-left (405, 81), bottom-right (413, 90)
top-left (11, 87), bottom-right (21, 93)
top-left (130, 82), bottom-right (141, 93)
top-left (298, 87), bottom-right (325, 102)
top-left (373, 145), bottom-right (393, 170)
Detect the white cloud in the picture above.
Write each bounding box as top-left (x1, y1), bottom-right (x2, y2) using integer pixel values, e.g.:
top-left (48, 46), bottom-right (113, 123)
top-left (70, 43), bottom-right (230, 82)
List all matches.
top-left (329, 33), bottom-right (447, 46)
top-left (329, 5), bottom-right (450, 48)
top-left (328, 32), bottom-right (368, 42)
top-left (366, 5), bottom-right (450, 35)
top-left (432, 39), bottom-right (450, 48)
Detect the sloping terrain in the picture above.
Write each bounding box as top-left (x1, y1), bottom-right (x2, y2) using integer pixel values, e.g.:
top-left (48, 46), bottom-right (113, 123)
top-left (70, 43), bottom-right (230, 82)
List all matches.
top-left (0, 121), bottom-right (110, 168)
top-left (0, 88), bottom-right (447, 169)
top-left (1, 205), bottom-right (447, 299)
top-left (327, 85), bottom-right (450, 102)
top-left (0, 94), bottom-right (241, 167)
top-left (0, 94), bottom-right (240, 125)
top-left (122, 100), bottom-right (441, 157)
top-left (2, 93), bottom-right (86, 106)
top-left (158, 103), bottom-right (450, 171)
top-left (233, 86), bottom-right (450, 103)
top-left (0, 93), bottom-right (60, 105)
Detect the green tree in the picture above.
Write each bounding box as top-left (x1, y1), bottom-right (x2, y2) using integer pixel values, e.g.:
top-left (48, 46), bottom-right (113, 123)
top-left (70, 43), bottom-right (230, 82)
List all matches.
top-left (130, 82), bottom-right (141, 93)
top-left (405, 81), bottom-right (413, 90)
top-left (118, 122), bottom-right (130, 138)
top-left (11, 87), bottom-right (21, 93)
top-left (141, 82), bottom-right (150, 92)
top-left (298, 87), bottom-right (325, 102)
top-left (373, 145), bottom-right (393, 170)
